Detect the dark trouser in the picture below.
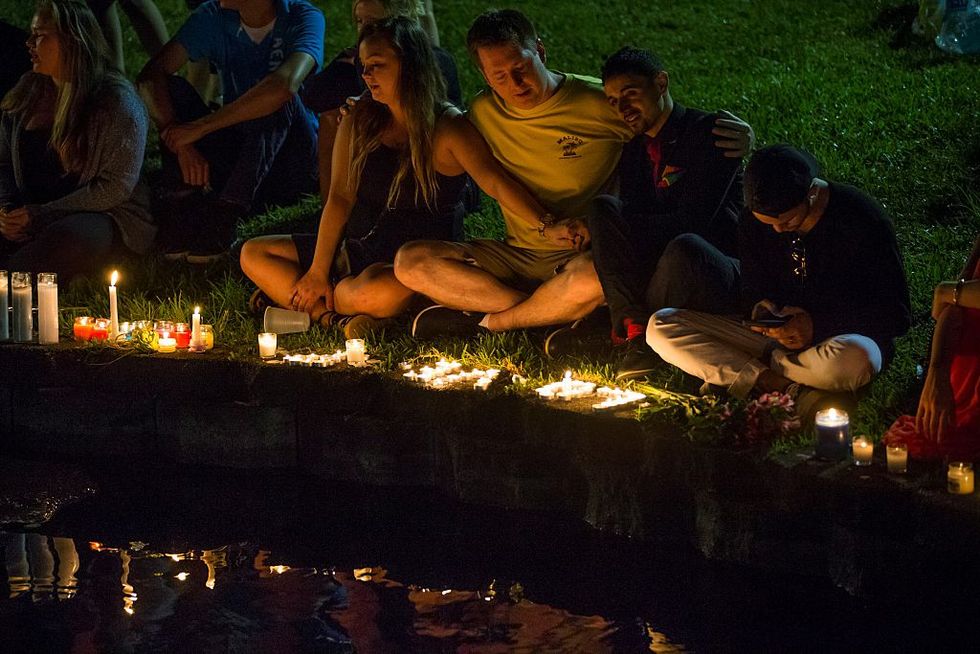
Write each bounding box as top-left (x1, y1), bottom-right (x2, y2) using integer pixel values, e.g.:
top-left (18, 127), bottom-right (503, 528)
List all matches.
top-left (162, 76), bottom-right (318, 212)
top-left (0, 212), bottom-right (118, 283)
top-left (589, 195), bottom-right (740, 336)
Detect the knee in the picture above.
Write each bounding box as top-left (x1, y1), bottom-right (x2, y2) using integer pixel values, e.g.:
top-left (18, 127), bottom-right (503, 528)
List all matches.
top-left (658, 233), bottom-right (709, 271)
top-left (646, 307), bottom-right (686, 352)
top-left (822, 336), bottom-right (881, 391)
top-left (239, 238), bottom-right (265, 274)
top-left (394, 240), bottom-right (439, 281)
top-left (563, 260), bottom-right (603, 305)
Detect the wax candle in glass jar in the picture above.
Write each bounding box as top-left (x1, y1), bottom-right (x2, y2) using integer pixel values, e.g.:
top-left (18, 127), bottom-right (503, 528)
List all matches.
top-left (201, 324), bottom-right (214, 350)
top-left (90, 318), bottom-right (111, 341)
top-left (73, 316), bottom-right (94, 341)
top-left (948, 462), bottom-right (974, 495)
top-left (174, 322), bottom-right (191, 349)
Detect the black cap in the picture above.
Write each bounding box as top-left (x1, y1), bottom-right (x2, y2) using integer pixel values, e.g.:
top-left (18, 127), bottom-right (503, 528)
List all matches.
top-left (744, 144), bottom-right (820, 215)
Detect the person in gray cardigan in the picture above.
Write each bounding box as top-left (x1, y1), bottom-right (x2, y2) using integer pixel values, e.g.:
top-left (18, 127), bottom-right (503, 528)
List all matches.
top-left (0, 0), bottom-right (155, 282)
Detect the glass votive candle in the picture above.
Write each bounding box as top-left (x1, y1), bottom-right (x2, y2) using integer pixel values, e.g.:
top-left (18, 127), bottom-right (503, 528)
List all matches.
top-left (886, 442), bottom-right (908, 474)
top-left (174, 322), bottom-right (191, 349)
top-left (948, 462), bottom-right (974, 495)
top-left (90, 318), bottom-right (111, 341)
top-left (73, 316), bottom-right (94, 341)
top-left (201, 324), bottom-right (214, 350)
top-left (154, 320), bottom-right (174, 339)
top-left (814, 408), bottom-right (850, 461)
top-left (345, 338), bottom-right (366, 367)
top-left (258, 332), bottom-right (277, 359)
top-left (852, 436), bottom-right (874, 466)
top-left (157, 331), bottom-right (177, 353)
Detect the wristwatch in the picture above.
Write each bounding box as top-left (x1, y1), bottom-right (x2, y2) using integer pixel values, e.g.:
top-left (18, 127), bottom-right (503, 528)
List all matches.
top-left (537, 213), bottom-right (557, 237)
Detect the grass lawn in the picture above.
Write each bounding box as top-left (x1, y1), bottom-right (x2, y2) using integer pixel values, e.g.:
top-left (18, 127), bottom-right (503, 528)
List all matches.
top-left (3, 0), bottom-right (979, 439)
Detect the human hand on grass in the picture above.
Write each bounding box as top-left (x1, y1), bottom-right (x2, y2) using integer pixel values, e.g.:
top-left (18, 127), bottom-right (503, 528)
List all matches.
top-left (916, 365), bottom-right (954, 443)
top-left (713, 110), bottom-right (754, 158)
top-left (292, 270), bottom-right (334, 314)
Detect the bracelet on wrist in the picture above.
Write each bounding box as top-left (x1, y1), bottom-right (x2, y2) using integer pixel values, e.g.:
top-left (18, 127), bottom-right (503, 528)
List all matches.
top-left (953, 278), bottom-right (966, 306)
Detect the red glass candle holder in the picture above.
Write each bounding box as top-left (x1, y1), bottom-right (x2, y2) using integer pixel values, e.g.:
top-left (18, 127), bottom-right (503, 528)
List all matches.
top-left (73, 316), bottom-right (94, 342)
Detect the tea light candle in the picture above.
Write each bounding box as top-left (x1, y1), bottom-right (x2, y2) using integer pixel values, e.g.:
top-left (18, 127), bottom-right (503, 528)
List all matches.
top-left (158, 333), bottom-right (177, 353)
top-left (947, 462), bottom-right (974, 495)
top-left (108, 271), bottom-right (119, 338)
top-left (174, 323), bottom-right (191, 349)
top-left (258, 332), bottom-right (277, 358)
top-left (201, 324), bottom-right (214, 350)
top-left (0, 270), bottom-right (8, 341)
top-left (11, 271), bottom-right (32, 343)
top-left (90, 318), bottom-right (111, 342)
top-left (851, 436), bottom-right (873, 466)
top-left (886, 442), bottom-right (908, 474)
top-left (346, 338), bottom-right (366, 366)
top-left (73, 316), bottom-right (94, 341)
top-left (814, 408), bottom-right (850, 461)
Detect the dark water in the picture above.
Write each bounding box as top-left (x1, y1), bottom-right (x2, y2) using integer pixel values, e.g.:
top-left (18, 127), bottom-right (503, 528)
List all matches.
top-left (0, 460), bottom-right (969, 652)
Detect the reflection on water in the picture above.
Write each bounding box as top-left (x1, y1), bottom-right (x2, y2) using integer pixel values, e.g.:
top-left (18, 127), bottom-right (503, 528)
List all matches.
top-left (0, 534), bottom-right (679, 652)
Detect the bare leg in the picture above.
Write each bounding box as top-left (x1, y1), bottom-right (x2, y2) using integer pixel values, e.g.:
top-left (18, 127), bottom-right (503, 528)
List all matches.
top-left (240, 235), bottom-right (319, 310)
top-left (334, 263), bottom-right (414, 318)
top-left (119, 0), bottom-right (169, 57)
top-left (484, 253), bottom-right (604, 331)
top-left (394, 240), bottom-right (527, 313)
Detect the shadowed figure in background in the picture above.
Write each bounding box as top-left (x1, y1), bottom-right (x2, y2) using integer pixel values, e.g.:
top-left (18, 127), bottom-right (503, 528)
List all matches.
top-left (0, 0), bottom-right (154, 282)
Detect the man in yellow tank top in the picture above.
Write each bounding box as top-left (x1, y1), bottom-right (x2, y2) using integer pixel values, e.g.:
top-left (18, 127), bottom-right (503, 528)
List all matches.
top-left (395, 9), bottom-right (748, 339)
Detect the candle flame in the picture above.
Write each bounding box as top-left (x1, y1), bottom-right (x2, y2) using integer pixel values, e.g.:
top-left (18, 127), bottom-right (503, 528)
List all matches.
top-left (563, 370), bottom-right (572, 381)
top-left (827, 408), bottom-right (839, 419)
top-left (175, 572), bottom-right (189, 581)
top-left (194, 306), bottom-right (200, 315)
top-left (110, 270), bottom-right (118, 286)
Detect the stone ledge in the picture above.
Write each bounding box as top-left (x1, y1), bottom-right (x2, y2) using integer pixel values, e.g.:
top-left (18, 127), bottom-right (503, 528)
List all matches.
top-left (1, 343), bottom-right (977, 598)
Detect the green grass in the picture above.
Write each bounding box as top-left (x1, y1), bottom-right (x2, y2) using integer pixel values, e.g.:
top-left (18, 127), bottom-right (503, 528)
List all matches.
top-left (4, 0), bottom-right (980, 440)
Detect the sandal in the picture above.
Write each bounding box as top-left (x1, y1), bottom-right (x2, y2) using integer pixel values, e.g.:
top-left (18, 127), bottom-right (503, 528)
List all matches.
top-left (248, 288), bottom-right (273, 318)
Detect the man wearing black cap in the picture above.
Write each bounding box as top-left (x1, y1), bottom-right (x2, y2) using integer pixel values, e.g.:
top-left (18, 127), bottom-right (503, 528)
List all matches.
top-left (647, 144), bottom-right (911, 417)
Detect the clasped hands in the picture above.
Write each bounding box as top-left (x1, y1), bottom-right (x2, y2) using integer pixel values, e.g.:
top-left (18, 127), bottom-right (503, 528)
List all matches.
top-left (748, 299), bottom-right (814, 350)
top-left (161, 122), bottom-right (211, 188)
top-left (0, 205), bottom-right (36, 243)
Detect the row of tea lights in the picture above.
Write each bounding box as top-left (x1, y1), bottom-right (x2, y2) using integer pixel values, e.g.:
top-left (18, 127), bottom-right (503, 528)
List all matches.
top-left (265, 338), bottom-right (368, 367)
top-left (535, 371), bottom-right (648, 412)
top-left (816, 409), bottom-right (974, 494)
top-left (401, 358), bottom-right (500, 390)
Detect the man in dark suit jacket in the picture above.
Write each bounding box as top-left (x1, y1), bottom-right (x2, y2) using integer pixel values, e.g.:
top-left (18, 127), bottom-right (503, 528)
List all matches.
top-left (586, 46), bottom-right (748, 380)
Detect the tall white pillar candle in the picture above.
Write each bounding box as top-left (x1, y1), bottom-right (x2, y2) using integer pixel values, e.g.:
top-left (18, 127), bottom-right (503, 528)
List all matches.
top-left (37, 273), bottom-right (59, 344)
top-left (191, 306), bottom-right (202, 347)
top-left (0, 270), bottom-right (8, 341)
top-left (108, 271), bottom-right (119, 338)
top-left (11, 272), bottom-right (32, 342)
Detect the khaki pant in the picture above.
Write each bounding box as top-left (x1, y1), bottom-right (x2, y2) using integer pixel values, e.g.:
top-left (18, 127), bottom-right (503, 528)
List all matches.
top-left (647, 309), bottom-right (881, 398)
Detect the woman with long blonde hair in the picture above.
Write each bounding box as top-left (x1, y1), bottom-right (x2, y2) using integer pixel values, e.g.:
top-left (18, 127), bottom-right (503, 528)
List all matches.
top-left (0, 0), bottom-right (154, 281)
top-left (241, 17), bottom-right (553, 337)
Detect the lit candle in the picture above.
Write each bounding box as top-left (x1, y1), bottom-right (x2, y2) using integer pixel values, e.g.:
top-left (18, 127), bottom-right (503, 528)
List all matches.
top-left (11, 271), bottom-right (32, 342)
top-left (258, 332), bottom-right (277, 358)
top-left (36, 272), bottom-right (59, 344)
top-left (73, 316), bottom-right (94, 341)
top-left (851, 436), bottom-right (873, 466)
top-left (174, 323), bottom-right (191, 349)
top-left (90, 318), bottom-right (111, 341)
top-left (814, 408), bottom-right (850, 461)
top-left (346, 338), bottom-right (366, 366)
top-left (0, 270), bottom-right (8, 341)
top-left (201, 324), bottom-right (214, 350)
top-left (157, 331), bottom-right (177, 353)
top-left (561, 370), bottom-right (573, 396)
top-left (948, 462), bottom-right (974, 495)
top-left (190, 306), bottom-right (203, 351)
top-left (886, 442), bottom-right (908, 474)
top-left (108, 271), bottom-right (119, 338)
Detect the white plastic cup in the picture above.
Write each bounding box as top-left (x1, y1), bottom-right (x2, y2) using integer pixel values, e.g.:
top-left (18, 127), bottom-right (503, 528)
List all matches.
top-left (263, 306), bottom-right (310, 334)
